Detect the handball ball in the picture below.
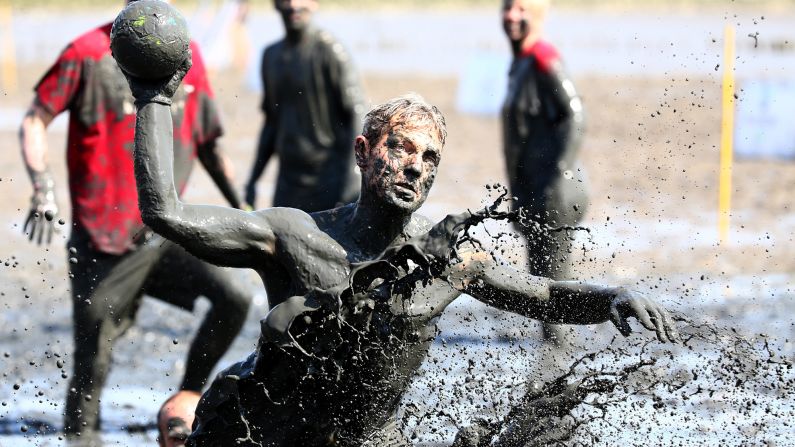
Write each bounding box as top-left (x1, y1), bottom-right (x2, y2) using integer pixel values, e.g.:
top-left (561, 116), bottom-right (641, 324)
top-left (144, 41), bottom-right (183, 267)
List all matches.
top-left (110, 0), bottom-right (190, 80)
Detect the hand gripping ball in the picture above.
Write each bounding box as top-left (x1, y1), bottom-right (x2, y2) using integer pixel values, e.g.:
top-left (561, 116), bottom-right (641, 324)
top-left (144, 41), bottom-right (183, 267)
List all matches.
top-left (110, 0), bottom-right (190, 80)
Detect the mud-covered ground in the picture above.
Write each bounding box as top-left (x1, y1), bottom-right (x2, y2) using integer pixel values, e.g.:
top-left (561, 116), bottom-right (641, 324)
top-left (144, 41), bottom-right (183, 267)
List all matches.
top-left (1, 59), bottom-right (793, 446)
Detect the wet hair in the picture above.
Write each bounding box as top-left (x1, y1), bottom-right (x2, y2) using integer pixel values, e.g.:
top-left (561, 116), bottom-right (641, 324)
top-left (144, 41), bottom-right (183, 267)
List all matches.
top-left (362, 93), bottom-right (447, 147)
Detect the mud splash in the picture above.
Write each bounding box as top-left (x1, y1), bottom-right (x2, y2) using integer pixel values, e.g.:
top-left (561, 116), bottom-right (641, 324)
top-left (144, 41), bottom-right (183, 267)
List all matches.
top-left (198, 186), bottom-right (792, 446)
top-left (437, 313), bottom-right (792, 446)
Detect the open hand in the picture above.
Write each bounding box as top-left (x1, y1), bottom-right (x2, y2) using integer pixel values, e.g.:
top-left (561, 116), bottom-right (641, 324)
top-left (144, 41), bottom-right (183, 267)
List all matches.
top-left (609, 288), bottom-right (679, 343)
top-left (120, 49), bottom-right (192, 106)
top-left (23, 191), bottom-right (58, 245)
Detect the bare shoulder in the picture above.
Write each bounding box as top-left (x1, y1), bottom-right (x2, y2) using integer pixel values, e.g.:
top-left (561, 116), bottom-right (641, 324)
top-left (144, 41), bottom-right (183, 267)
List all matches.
top-left (253, 207), bottom-right (317, 236)
top-left (309, 203), bottom-right (356, 233)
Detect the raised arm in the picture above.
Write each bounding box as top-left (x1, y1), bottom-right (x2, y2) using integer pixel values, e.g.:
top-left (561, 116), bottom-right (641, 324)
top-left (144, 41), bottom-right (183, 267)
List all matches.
top-left (126, 58), bottom-right (277, 268)
top-left (452, 252), bottom-right (678, 343)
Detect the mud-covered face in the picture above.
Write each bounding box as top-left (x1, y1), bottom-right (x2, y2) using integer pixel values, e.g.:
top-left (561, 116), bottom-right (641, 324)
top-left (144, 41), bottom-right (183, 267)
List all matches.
top-left (502, 0), bottom-right (539, 43)
top-left (275, 0), bottom-right (318, 33)
top-left (357, 122), bottom-right (443, 213)
top-left (159, 416), bottom-right (190, 447)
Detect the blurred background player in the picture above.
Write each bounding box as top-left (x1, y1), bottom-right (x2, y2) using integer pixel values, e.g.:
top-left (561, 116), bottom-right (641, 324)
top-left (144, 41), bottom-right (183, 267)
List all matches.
top-left (501, 0), bottom-right (588, 346)
top-left (244, 0), bottom-right (366, 212)
top-left (18, 0), bottom-right (252, 440)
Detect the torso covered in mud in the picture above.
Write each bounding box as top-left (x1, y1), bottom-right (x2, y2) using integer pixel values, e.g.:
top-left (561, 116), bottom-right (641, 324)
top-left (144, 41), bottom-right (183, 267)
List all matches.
top-left (501, 39), bottom-right (588, 225)
top-left (189, 205), bottom-right (468, 446)
top-left (261, 27), bottom-right (365, 212)
top-left (34, 23), bottom-right (222, 254)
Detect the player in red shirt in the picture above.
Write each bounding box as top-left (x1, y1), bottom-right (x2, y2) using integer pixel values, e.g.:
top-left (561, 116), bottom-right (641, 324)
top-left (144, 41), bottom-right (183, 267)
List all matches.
top-left (18, 1), bottom-right (252, 440)
top-left (501, 0), bottom-right (589, 346)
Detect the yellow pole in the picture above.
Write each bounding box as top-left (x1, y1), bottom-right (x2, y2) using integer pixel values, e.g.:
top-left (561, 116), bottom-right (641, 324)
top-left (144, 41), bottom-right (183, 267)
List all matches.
top-left (718, 24), bottom-right (735, 245)
top-left (0, 2), bottom-right (18, 94)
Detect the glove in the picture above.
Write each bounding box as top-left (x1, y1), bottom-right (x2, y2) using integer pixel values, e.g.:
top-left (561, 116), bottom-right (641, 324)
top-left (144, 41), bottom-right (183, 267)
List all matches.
top-left (24, 169), bottom-right (58, 245)
top-left (120, 49), bottom-right (193, 107)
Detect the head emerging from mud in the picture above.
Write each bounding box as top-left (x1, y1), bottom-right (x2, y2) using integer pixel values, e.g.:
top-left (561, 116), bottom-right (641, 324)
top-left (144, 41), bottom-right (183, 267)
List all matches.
top-left (502, 0), bottom-right (549, 46)
top-left (355, 93), bottom-right (447, 214)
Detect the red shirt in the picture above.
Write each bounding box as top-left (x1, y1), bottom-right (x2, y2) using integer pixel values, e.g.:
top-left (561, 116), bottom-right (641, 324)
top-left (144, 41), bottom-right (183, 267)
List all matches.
top-left (35, 23), bottom-right (222, 255)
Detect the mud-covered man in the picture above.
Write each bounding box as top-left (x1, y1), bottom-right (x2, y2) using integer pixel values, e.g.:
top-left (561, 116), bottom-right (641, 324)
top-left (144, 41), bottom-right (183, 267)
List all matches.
top-left (501, 0), bottom-right (589, 345)
top-left (125, 41), bottom-right (678, 443)
top-left (243, 0), bottom-right (365, 212)
top-left (18, 0), bottom-right (252, 439)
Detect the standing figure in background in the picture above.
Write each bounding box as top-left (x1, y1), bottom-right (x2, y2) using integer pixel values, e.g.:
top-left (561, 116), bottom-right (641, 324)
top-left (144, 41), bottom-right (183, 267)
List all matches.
top-left (18, 0), bottom-right (252, 439)
top-left (244, 0), bottom-right (366, 212)
top-left (501, 0), bottom-right (588, 345)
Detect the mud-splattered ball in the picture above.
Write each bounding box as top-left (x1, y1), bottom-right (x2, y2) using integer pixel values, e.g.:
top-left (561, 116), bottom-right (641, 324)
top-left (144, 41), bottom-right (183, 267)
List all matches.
top-left (110, 0), bottom-right (190, 80)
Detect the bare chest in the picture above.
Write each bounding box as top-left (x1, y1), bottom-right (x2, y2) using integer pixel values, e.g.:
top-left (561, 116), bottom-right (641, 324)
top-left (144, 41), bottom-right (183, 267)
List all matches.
top-left (275, 230), bottom-right (351, 296)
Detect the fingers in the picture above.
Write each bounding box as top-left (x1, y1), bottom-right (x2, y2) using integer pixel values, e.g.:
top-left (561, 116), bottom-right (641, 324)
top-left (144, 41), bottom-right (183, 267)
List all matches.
top-left (642, 302), bottom-right (681, 343)
top-left (629, 298), bottom-right (656, 333)
top-left (619, 296), bottom-right (680, 343)
top-left (23, 211), bottom-right (35, 238)
top-left (46, 221), bottom-right (55, 245)
top-left (658, 307), bottom-right (680, 342)
top-left (27, 220), bottom-right (37, 242)
top-left (36, 219), bottom-right (45, 245)
top-left (27, 213), bottom-right (45, 244)
top-left (165, 50), bottom-right (193, 96)
top-left (646, 306), bottom-right (669, 343)
top-left (609, 305), bottom-right (632, 337)
top-left (181, 49), bottom-right (193, 72)
top-left (23, 208), bottom-right (59, 245)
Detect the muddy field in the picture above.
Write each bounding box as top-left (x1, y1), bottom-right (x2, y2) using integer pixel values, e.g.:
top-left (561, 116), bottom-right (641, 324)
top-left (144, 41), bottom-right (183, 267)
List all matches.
top-left (0, 28), bottom-right (793, 447)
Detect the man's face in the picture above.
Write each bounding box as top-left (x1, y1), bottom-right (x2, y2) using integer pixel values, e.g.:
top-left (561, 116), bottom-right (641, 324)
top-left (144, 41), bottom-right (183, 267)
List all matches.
top-left (159, 416), bottom-right (191, 447)
top-left (502, 0), bottom-right (539, 43)
top-left (357, 121), bottom-right (443, 214)
top-left (275, 0), bottom-right (318, 32)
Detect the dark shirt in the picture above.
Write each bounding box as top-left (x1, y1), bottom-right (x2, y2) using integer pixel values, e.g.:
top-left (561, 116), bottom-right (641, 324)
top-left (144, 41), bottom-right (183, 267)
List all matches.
top-left (502, 40), bottom-right (587, 225)
top-left (260, 27), bottom-right (365, 212)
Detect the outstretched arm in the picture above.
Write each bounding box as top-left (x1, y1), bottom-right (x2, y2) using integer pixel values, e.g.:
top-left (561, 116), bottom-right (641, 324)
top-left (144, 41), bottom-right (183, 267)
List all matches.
top-left (127, 58), bottom-right (277, 268)
top-left (452, 252), bottom-right (678, 343)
